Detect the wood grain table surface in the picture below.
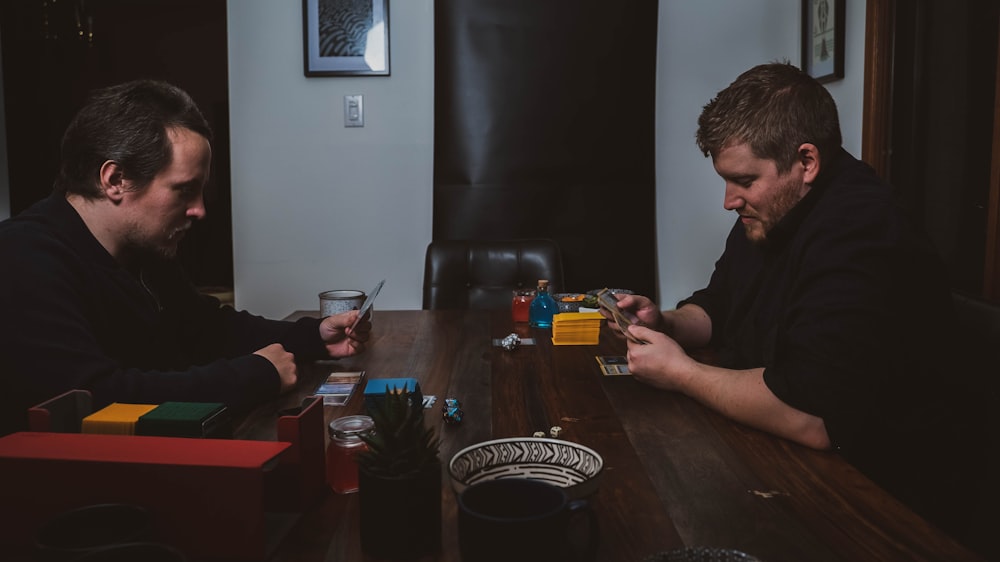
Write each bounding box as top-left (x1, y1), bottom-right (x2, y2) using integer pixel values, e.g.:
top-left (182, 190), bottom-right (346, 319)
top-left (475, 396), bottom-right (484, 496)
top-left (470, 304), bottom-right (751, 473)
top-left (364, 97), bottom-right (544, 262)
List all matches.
top-left (237, 309), bottom-right (984, 562)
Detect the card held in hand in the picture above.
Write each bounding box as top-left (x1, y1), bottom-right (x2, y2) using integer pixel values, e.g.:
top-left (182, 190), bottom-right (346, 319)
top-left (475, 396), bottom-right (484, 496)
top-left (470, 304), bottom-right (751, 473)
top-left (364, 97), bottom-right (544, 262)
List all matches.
top-left (596, 288), bottom-right (647, 344)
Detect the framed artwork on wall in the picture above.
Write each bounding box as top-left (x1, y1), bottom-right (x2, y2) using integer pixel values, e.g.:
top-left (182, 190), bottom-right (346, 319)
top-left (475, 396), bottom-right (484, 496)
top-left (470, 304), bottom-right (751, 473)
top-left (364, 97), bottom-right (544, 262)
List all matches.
top-left (302, 0), bottom-right (389, 76)
top-left (801, 0), bottom-right (844, 83)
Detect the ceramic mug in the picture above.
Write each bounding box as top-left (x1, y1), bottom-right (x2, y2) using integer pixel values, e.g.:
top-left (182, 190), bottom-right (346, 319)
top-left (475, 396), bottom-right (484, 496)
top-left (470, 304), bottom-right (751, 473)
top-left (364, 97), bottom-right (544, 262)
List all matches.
top-left (319, 290), bottom-right (365, 318)
top-left (457, 479), bottom-right (598, 562)
top-left (71, 542), bottom-right (186, 562)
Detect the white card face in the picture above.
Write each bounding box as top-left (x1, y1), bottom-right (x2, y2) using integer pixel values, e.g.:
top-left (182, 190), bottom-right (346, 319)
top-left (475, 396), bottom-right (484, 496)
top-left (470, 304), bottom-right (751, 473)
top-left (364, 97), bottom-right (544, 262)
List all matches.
top-left (313, 371), bottom-right (365, 406)
top-left (349, 279), bottom-right (384, 331)
top-left (356, 279), bottom-right (384, 319)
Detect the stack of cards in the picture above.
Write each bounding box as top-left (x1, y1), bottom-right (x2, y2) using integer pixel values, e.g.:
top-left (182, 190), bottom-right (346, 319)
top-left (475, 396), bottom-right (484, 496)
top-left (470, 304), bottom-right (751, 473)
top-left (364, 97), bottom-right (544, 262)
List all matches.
top-left (313, 371), bottom-right (366, 405)
top-left (596, 288), bottom-right (647, 344)
top-left (595, 356), bottom-right (631, 376)
top-left (81, 403), bottom-right (158, 435)
top-left (551, 311), bottom-right (604, 345)
top-left (135, 402), bottom-right (231, 438)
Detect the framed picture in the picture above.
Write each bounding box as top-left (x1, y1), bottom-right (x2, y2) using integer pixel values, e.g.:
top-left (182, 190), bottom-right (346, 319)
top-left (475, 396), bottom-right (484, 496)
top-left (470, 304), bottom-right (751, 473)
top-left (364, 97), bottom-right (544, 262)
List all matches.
top-left (302, 0), bottom-right (389, 77)
top-left (801, 0), bottom-right (844, 83)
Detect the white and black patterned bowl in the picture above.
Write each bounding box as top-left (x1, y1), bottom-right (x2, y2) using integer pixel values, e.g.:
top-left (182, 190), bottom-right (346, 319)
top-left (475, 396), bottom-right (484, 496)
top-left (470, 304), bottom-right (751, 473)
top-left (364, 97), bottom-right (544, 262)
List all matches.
top-left (643, 548), bottom-right (763, 562)
top-left (448, 437), bottom-right (604, 499)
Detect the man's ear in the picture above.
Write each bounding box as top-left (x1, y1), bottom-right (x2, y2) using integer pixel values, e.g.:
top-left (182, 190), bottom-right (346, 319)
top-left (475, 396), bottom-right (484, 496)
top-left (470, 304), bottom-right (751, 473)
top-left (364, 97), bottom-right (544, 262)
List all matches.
top-left (799, 143), bottom-right (821, 184)
top-left (98, 160), bottom-right (128, 203)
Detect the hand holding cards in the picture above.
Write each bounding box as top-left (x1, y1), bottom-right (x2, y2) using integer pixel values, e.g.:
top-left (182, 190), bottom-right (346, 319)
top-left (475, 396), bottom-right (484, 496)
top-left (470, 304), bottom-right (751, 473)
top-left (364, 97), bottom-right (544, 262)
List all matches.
top-left (596, 288), bottom-right (647, 344)
top-left (350, 279), bottom-right (384, 331)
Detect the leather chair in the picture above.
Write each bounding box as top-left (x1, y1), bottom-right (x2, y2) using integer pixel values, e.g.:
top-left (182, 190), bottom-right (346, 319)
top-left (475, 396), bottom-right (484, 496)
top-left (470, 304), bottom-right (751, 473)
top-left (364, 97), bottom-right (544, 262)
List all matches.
top-left (950, 290), bottom-right (1000, 410)
top-left (422, 239), bottom-right (565, 310)
top-left (951, 291), bottom-right (1000, 359)
top-left (948, 291), bottom-right (999, 556)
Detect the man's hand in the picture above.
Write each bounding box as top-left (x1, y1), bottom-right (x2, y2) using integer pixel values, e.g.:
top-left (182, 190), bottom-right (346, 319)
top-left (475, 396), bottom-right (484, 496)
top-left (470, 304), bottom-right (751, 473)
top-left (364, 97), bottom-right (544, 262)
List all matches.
top-left (625, 325), bottom-right (830, 450)
top-left (254, 343), bottom-right (297, 393)
top-left (319, 309), bottom-right (372, 358)
top-left (624, 325), bottom-right (696, 391)
top-left (613, 293), bottom-right (664, 327)
top-left (600, 293), bottom-right (664, 338)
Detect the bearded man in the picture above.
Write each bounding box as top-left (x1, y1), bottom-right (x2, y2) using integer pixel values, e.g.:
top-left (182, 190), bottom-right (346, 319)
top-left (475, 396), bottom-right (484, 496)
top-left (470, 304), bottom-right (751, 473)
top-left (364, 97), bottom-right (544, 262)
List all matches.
top-left (0, 80), bottom-right (370, 436)
top-left (606, 62), bottom-right (985, 546)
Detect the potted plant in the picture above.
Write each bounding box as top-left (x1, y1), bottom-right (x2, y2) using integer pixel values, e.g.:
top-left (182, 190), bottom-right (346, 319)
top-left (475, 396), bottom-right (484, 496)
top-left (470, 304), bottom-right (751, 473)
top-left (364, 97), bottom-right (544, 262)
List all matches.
top-left (357, 387), bottom-right (441, 559)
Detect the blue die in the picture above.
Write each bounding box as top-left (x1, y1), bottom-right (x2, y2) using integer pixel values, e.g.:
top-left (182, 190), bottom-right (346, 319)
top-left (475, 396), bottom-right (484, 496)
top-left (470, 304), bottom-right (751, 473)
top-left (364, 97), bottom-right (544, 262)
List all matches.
top-left (442, 398), bottom-right (463, 424)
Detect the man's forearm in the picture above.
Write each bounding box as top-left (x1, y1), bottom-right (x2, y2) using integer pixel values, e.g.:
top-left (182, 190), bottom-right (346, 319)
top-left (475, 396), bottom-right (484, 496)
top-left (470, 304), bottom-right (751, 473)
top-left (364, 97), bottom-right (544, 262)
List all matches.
top-left (682, 363), bottom-right (831, 450)
top-left (662, 304), bottom-right (713, 348)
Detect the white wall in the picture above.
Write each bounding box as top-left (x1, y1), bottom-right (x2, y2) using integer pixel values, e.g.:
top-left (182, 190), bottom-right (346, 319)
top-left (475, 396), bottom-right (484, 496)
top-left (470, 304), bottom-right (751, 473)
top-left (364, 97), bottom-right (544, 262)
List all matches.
top-left (227, 0), bottom-right (435, 318)
top-left (654, 0), bottom-right (866, 308)
top-left (226, 1), bottom-right (866, 317)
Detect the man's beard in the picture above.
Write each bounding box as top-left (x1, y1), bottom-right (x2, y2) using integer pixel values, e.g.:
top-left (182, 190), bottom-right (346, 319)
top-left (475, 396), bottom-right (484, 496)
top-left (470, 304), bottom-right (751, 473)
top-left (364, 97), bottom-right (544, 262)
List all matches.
top-left (121, 225), bottom-right (187, 261)
top-left (743, 176), bottom-right (805, 245)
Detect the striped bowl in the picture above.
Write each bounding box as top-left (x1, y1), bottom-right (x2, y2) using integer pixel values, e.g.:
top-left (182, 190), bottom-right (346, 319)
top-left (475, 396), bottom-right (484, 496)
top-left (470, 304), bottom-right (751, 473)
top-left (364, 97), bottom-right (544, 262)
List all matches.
top-left (448, 437), bottom-right (603, 499)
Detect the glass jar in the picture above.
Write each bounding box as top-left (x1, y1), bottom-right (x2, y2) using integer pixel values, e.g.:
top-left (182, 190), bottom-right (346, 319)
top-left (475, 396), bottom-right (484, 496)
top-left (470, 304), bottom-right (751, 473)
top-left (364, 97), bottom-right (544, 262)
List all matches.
top-left (511, 289), bottom-right (534, 323)
top-left (529, 279), bottom-right (558, 328)
top-left (326, 415), bottom-right (374, 494)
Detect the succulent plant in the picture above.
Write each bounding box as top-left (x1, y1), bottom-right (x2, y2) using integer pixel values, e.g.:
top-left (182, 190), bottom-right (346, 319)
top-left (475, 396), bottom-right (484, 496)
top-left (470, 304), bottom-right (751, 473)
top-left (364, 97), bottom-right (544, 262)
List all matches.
top-left (357, 387), bottom-right (440, 479)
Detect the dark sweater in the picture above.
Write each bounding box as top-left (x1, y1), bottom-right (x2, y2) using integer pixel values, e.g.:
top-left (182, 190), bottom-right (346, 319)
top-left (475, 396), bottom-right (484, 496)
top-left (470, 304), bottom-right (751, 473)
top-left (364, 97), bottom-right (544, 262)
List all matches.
top-left (0, 194), bottom-right (328, 435)
top-left (681, 149), bottom-right (984, 532)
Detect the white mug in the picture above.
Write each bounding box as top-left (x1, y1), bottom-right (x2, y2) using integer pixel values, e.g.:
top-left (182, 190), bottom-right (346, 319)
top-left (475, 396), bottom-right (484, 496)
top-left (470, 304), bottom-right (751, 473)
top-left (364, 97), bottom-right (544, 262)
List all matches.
top-left (319, 290), bottom-right (365, 318)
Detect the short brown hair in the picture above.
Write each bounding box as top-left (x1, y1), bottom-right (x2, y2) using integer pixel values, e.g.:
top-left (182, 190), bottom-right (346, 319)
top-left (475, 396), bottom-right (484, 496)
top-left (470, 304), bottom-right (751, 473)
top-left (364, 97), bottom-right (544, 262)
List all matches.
top-left (55, 80), bottom-right (212, 198)
top-left (695, 61), bottom-right (841, 173)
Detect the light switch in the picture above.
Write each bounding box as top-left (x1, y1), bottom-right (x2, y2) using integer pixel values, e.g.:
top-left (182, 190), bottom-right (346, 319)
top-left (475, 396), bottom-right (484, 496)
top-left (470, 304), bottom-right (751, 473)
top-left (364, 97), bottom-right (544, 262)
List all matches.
top-left (344, 95), bottom-right (364, 127)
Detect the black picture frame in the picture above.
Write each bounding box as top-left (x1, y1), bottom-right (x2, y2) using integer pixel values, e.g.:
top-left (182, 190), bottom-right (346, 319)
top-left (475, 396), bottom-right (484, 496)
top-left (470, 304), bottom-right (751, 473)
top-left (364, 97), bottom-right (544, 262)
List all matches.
top-left (302, 0), bottom-right (389, 77)
top-left (801, 0), bottom-right (844, 83)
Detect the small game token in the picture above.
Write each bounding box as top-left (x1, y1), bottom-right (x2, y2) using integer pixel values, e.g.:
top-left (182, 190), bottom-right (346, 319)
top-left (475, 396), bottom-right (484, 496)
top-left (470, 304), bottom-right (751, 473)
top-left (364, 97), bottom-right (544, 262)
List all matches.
top-left (442, 398), bottom-right (464, 424)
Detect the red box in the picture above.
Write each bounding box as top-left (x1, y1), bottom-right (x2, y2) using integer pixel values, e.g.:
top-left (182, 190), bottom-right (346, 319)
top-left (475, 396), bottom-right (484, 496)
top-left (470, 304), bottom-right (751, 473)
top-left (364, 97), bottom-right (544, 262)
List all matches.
top-left (265, 395), bottom-right (328, 512)
top-left (0, 432), bottom-right (290, 561)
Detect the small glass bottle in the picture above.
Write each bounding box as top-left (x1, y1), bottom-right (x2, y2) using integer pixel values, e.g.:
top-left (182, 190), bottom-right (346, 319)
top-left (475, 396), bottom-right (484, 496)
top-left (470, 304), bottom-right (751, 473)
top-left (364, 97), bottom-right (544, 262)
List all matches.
top-left (511, 289), bottom-right (534, 323)
top-left (529, 279), bottom-right (558, 328)
top-left (326, 415), bottom-right (374, 494)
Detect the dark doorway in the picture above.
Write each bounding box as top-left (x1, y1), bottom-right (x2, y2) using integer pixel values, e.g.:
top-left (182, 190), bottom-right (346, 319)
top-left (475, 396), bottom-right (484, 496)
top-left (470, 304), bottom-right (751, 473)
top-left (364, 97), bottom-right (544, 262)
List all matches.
top-left (0, 0), bottom-right (233, 290)
top-left (864, 0), bottom-right (1000, 300)
top-left (432, 1), bottom-right (659, 297)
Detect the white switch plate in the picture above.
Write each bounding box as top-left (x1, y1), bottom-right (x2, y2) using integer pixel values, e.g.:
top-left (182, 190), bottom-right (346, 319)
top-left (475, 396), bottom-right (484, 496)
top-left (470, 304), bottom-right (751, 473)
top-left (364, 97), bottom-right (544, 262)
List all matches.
top-left (344, 95), bottom-right (363, 127)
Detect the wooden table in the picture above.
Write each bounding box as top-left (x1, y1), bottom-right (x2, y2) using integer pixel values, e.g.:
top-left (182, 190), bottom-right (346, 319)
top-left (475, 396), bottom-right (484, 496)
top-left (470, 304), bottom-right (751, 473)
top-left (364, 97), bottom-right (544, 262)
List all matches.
top-left (239, 310), bottom-right (984, 562)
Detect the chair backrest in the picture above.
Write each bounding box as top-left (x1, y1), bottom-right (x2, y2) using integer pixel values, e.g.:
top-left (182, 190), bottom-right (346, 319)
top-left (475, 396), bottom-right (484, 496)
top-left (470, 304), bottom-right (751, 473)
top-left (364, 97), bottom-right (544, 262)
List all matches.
top-left (948, 292), bottom-right (1000, 556)
top-left (422, 239), bottom-right (565, 310)
top-left (951, 291), bottom-right (1000, 379)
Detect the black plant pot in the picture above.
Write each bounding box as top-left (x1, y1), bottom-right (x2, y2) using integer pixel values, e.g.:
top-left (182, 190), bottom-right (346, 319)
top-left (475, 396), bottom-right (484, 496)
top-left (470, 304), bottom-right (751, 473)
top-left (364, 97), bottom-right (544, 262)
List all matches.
top-left (359, 463), bottom-right (442, 559)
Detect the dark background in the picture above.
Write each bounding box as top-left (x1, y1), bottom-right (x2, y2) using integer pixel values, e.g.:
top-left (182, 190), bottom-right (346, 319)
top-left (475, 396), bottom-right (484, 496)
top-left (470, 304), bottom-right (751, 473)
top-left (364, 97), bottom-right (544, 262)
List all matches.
top-left (0, 0), bottom-right (233, 290)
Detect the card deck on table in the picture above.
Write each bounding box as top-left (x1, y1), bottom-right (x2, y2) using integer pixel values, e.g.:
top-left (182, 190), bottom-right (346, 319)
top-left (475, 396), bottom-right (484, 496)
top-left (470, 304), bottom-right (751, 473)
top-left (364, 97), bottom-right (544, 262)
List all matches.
top-left (313, 371), bottom-right (365, 405)
top-left (595, 356), bottom-right (631, 376)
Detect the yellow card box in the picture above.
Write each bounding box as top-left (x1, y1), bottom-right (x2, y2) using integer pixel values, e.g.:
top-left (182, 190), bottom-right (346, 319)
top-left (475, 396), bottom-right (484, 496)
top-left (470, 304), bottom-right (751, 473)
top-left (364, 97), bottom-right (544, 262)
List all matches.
top-left (81, 403), bottom-right (158, 435)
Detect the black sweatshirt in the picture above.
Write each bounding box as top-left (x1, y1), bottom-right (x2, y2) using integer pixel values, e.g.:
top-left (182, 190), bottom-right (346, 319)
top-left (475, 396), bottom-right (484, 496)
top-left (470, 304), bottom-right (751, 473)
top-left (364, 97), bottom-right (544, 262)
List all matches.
top-left (0, 194), bottom-right (329, 435)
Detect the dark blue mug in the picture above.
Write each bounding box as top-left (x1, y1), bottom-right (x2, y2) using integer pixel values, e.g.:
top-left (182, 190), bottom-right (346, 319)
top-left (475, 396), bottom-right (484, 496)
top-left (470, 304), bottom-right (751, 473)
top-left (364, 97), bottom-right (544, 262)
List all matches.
top-left (34, 503), bottom-right (152, 562)
top-left (457, 479), bottom-right (598, 562)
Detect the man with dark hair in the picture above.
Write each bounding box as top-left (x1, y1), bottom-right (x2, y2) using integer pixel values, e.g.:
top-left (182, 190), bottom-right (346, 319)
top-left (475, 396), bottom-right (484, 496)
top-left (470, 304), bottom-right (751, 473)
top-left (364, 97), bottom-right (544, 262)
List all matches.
top-left (0, 80), bottom-right (370, 435)
top-left (607, 62), bottom-right (984, 541)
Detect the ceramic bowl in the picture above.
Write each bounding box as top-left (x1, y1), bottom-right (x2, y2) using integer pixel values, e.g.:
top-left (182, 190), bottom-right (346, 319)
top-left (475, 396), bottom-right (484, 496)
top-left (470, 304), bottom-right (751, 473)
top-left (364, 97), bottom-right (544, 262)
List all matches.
top-left (642, 548), bottom-right (762, 562)
top-left (448, 437), bottom-right (603, 499)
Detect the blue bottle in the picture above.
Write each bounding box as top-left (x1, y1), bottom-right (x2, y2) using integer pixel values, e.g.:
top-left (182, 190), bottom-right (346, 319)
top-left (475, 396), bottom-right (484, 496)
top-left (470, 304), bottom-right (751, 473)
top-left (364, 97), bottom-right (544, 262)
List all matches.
top-left (529, 279), bottom-right (557, 328)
